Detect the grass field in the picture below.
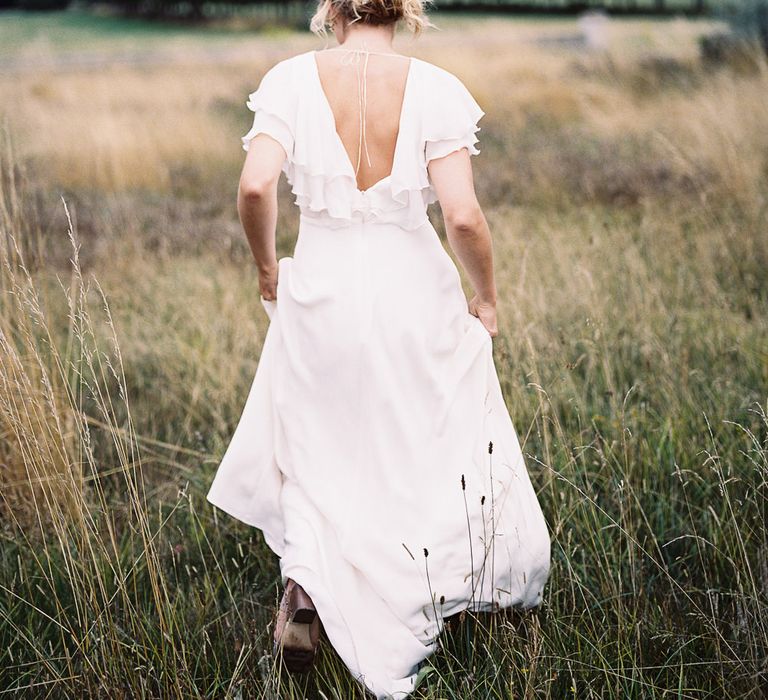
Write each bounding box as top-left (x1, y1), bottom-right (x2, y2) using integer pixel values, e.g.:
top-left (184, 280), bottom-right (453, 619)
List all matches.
top-left (1, 9), bottom-right (767, 699)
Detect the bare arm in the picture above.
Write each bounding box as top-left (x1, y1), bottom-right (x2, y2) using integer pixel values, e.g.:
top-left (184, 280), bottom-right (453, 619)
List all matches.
top-left (427, 148), bottom-right (498, 337)
top-left (237, 134), bottom-right (286, 301)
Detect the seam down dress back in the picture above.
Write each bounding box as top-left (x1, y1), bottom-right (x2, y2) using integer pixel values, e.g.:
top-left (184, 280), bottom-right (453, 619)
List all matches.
top-left (207, 49), bottom-right (551, 700)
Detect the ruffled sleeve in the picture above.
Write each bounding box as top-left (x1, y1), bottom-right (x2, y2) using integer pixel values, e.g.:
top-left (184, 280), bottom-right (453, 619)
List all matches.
top-left (241, 59), bottom-right (296, 159)
top-left (422, 68), bottom-right (485, 164)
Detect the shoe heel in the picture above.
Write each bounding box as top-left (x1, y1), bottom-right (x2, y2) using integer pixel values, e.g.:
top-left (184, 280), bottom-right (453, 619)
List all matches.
top-left (278, 618), bottom-right (318, 673)
top-left (293, 607), bottom-right (316, 625)
top-left (272, 579), bottom-right (320, 674)
top-left (282, 619), bottom-right (314, 650)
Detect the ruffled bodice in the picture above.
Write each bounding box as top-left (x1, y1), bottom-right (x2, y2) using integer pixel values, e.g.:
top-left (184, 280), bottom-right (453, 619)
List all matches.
top-left (241, 50), bottom-right (485, 230)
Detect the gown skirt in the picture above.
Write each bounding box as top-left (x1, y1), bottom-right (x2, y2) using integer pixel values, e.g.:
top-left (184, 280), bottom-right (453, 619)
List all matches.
top-left (207, 209), bottom-right (551, 699)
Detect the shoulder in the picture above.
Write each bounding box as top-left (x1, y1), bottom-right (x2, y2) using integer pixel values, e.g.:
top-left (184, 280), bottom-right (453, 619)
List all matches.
top-left (411, 57), bottom-right (482, 118)
top-left (248, 51), bottom-right (313, 111)
top-left (412, 58), bottom-right (485, 147)
top-left (245, 53), bottom-right (312, 126)
top-left (411, 58), bottom-right (484, 122)
top-left (411, 57), bottom-right (473, 93)
top-left (258, 50), bottom-right (313, 83)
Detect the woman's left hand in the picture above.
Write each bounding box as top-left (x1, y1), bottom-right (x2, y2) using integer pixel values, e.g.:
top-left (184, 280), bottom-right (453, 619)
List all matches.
top-left (468, 294), bottom-right (498, 338)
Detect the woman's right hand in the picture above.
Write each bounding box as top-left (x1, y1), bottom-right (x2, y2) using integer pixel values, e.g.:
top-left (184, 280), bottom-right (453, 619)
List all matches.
top-left (259, 262), bottom-right (279, 302)
top-left (468, 294), bottom-right (498, 338)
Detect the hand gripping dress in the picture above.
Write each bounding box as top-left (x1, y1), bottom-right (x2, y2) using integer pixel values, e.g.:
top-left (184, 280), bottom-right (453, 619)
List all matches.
top-left (207, 49), bottom-right (551, 700)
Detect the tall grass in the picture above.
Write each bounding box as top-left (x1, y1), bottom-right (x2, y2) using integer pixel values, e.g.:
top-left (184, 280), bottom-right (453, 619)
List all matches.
top-left (1, 13), bottom-right (767, 699)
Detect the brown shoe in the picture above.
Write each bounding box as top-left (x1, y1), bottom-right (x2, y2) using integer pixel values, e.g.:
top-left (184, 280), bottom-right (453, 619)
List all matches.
top-left (272, 578), bottom-right (321, 673)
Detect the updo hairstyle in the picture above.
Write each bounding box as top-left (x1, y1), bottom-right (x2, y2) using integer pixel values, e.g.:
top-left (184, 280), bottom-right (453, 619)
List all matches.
top-left (310, 0), bottom-right (435, 38)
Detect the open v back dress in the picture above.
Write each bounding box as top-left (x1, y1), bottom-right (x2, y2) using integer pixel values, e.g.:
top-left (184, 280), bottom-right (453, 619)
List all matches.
top-left (207, 48), bottom-right (551, 700)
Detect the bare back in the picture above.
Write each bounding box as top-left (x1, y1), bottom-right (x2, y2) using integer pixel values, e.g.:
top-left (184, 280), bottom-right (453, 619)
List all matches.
top-left (239, 49), bottom-right (486, 231)
top-left (313, 50), bottom-right (412, 193)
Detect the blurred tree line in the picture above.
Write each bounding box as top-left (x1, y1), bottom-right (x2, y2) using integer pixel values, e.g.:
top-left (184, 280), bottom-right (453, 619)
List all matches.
top-left (1, 0), bottom-right (766, 59)
top-left (0, 0), bottom-right (720, 16)
top-left (0, 0), bottom-right (308, 18)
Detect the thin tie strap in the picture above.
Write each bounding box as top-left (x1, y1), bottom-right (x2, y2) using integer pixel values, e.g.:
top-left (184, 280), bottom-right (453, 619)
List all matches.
top-left (325, 46), bottom-right (410, 176)
top-left (323, 44), bottom-right (409, 178)
top-left (339, 47), bottom-right (373, 176)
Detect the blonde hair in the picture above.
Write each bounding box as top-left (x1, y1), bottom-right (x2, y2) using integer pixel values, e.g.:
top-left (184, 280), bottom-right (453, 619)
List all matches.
top-left (310, 0), bottom-right (436, 38)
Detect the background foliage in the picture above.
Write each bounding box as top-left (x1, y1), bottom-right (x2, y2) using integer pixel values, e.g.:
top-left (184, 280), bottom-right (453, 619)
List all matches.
top-left (0, 10), bottom-right (767, 700)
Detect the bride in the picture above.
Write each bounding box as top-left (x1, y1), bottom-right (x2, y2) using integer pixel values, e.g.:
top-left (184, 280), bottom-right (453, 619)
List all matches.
top-left (207, 1), bottom-right (551, 697)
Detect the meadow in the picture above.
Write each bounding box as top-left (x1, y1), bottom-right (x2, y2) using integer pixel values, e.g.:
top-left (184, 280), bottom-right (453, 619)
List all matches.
top-left (1, 9), bottom-right (767, 699)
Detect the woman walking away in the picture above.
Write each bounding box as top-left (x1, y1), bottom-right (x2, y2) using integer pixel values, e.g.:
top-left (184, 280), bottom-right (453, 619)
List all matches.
top-left (207, 1), bottom-right (551, 697)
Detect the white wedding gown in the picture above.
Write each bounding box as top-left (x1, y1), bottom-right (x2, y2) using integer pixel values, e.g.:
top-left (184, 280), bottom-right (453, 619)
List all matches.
top-left (207, 49), bottom-right (551, 699)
